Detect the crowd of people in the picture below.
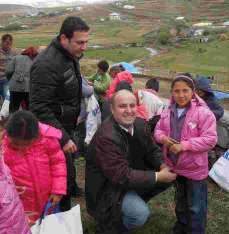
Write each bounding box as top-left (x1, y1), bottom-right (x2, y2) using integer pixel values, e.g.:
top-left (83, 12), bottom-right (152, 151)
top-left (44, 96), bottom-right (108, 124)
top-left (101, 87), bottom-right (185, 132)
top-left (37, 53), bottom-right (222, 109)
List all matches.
top-left (0, 16), bottom-right (226, 234)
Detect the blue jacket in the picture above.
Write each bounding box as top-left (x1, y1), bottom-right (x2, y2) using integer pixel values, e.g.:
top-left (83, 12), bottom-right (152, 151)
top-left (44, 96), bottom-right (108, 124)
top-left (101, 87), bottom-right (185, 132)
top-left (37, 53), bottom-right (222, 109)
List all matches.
top-left (195, 76), bottom-right (224, 120)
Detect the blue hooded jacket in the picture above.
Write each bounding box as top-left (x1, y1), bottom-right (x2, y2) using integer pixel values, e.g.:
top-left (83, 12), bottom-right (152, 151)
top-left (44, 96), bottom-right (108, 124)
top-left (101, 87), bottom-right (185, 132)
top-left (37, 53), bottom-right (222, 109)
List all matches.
top-left (195, 76), bottom-right (224, 120)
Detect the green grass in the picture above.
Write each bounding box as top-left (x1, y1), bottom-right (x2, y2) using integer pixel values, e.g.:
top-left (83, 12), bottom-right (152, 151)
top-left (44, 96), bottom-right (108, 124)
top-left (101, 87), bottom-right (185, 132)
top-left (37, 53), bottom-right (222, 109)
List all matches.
top-left (75, 159), bottom-right (229, 234)
top-left (85, 47), bottom-right (150, 63)
top-left (82, 180), bottom-right (229, 234)
top-left (13, 35), bottom-right (54, 48)
top-left (143, 40), bottom-right (229, 90)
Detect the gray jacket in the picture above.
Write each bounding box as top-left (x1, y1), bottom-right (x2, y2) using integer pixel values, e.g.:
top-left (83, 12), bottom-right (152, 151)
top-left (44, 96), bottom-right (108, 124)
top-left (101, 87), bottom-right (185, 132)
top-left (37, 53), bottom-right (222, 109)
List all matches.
top-left (5, 55), bottom-right (33, 92)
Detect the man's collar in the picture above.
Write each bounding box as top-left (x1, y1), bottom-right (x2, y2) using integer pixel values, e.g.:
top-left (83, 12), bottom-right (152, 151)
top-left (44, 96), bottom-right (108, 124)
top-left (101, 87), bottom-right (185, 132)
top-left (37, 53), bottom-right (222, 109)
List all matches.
top-left (119, 124), bottom-right (134, 136)
top-left (53, 37), bottom-right (83, 60)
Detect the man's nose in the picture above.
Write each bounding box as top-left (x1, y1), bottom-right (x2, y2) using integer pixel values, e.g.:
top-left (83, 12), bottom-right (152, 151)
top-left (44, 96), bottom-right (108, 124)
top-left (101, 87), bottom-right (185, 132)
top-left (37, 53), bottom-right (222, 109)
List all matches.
top-left (126, 106), bottom-right (132, 113)
top-left (81, 43), bottom-right (87, 51)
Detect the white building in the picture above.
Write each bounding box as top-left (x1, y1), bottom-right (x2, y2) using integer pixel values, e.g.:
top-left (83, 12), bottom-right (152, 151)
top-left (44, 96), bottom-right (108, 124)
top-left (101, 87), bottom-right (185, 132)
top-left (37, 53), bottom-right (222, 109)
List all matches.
top-left (194, 29), bottom-right (204, 37)
top-left (193, 22), bottom-right (212, 27)
top-left (123, 5), bottom-right (135, 10)
top-left (223, 21), bottom-right (229, 27)
top-left (109, 12), bottom-right (121, 21)
top-left (176, 16), bottom-right (184, 21)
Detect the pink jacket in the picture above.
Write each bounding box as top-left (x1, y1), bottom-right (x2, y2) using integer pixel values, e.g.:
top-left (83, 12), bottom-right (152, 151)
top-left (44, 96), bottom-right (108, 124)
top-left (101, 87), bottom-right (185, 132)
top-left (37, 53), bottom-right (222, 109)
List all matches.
top-left (154, 95), bottom-right (217, 180)
top-left (3, 123), bottom-right (67, 223)
top-left (106, 71), bottom-right (134, 98)
top-left (0, 149), bottom-right (31, 234)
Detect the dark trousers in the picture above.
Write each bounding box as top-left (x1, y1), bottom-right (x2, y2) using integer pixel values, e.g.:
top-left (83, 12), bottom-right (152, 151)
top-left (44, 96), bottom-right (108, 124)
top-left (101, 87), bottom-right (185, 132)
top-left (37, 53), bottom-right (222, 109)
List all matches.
top-left (9, 91), bottom-right (29, 113)
top-left (59, 152), bottom-right (76, 211)
top-left (173, 176), bottom-right (207, 234)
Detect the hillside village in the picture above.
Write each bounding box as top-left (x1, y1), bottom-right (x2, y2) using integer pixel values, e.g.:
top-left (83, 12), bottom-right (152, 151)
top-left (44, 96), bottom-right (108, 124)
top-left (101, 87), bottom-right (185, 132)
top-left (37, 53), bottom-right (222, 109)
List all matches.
top-left (0, 1), bottom-right (229, 234)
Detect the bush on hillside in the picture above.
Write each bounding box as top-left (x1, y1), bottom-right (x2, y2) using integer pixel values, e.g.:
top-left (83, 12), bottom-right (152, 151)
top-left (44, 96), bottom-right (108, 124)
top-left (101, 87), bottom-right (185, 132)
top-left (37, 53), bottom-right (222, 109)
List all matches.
top-left (158, 27), bottom-right (170, 45)
top-left (4, 23), bottom-right (22, 31)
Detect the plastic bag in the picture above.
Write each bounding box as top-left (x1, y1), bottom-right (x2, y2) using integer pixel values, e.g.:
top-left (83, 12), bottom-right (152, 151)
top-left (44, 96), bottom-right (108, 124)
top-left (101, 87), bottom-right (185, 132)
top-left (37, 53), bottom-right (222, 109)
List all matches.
top-left (209, 150), bottom-right (229, 192)
top-left (31, 204), bottom-right (83, 234)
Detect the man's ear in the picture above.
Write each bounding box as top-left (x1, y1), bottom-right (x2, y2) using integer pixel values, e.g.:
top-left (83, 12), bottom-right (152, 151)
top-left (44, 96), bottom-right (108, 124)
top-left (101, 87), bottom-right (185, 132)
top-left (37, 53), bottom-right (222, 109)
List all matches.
top-left (110, 104), bottom-right (114, 115)
top-left (59, 34), bottom-right (68, 47)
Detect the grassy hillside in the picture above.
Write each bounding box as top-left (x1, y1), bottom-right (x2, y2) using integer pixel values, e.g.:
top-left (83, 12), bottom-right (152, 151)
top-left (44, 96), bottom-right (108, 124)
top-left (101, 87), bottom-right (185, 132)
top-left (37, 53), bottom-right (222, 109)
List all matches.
top-left (0, 1), bottom-right (228, 89)
top-left (141, 40), bottom-right (229, 91)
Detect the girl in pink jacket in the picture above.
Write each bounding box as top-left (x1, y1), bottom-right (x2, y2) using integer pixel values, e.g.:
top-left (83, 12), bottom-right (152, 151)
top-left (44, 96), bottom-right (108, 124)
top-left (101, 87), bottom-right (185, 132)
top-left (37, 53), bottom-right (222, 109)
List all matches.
top-left (0, 146), bottom-right (31, 234)
top-left (154, 74), bottom-right (217, 234)
top-left (3, 110), bottom-right (67, 226)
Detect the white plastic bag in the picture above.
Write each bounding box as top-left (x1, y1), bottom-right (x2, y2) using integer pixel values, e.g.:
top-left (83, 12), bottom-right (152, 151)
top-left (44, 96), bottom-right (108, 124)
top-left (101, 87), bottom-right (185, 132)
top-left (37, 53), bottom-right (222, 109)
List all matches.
top-left (0, 90), bottom-right (10, 119)
top-left (85, 94), bottom-right (101, 144)
top-left (209, 150), bottom-right (229, 192)
top-left (31, 205), bottom-right (83, 234)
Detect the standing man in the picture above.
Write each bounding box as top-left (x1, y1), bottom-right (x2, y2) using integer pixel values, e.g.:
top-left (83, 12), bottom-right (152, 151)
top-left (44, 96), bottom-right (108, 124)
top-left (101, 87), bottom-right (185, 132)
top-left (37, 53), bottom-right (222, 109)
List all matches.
top-left (85, 90), bottom-right (177, 234)
top-left (0, 34), bottom-right (17, 101)
top-left (30, 16), bottom-right (89, 211)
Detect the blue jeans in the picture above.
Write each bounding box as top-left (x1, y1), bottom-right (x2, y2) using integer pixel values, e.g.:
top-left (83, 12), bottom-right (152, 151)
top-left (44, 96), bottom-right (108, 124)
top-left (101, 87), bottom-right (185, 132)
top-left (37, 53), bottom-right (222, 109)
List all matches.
top-left (121, 191), bottom-right (151, 230)
top-left (0, 79), bottom-right (9, 100)
top-left (173, 176), bottom-right (208, 234)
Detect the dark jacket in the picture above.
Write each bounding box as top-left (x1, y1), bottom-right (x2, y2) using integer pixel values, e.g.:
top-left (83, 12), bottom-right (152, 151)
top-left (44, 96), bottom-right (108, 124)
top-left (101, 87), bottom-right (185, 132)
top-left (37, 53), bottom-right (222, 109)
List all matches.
top-left (195, 76), bottom-right (224, 120)
top-left (85, 116), bottom-right (163, 233)
top-left (30, 37), bottom-right (82, 145)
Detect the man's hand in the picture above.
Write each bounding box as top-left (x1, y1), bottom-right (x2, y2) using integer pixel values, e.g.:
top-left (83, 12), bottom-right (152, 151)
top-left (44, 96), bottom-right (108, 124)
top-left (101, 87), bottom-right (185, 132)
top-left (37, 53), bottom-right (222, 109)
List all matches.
top-left (156, 167), bottom-right (177, 183)
top-left (87, 80), bottom-right (94, 86)
top-left (49, 194), bottom-right (63, 206)
top-left (169, 143), bottom-right (183, 155)
top-left (160, 163), bottom-right (169, 170)
top-left (63, 139), bottom-right (77, 154)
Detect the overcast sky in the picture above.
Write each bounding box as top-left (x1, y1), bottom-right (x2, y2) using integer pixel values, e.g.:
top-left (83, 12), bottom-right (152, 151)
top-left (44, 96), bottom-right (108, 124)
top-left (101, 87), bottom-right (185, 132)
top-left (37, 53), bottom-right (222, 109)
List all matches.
top-left (0, 0), bottom-right (115, 6)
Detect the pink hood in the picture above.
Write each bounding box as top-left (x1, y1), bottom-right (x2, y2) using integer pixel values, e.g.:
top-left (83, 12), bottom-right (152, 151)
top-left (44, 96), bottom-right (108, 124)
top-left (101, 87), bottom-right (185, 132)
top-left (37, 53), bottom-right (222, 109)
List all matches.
top-left (106, 71), bottom-right (134, 98)
top-left (154, 94), bottom-right (217, 180)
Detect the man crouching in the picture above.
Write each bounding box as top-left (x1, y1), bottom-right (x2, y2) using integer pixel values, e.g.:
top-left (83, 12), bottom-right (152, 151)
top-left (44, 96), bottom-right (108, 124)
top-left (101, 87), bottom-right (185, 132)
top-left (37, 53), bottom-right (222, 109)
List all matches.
top-left (85, 90), bottom-right (177, 234)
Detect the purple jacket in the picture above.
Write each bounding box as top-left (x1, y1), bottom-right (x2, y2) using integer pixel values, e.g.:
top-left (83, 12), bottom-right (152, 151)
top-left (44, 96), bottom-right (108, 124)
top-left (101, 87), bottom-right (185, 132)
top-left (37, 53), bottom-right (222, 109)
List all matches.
top-left (0, 150), bottom-right (31, 234)
top-left (154, 95), bottom-right (217, 180)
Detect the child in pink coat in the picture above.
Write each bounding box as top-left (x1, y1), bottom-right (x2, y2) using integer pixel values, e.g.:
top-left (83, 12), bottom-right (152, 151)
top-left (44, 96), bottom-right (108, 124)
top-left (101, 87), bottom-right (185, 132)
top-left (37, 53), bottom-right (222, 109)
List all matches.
top-left (154, 74), bottom-right (217, 234)
top-left (3, 110), bottom-right (67, 225)
top-left (0, 146), bottom-right (31, 234)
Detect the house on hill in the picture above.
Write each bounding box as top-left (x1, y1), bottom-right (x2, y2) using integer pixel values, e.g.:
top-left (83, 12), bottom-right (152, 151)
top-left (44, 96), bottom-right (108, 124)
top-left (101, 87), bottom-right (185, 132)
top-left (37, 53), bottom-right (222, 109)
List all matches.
top-left (123, 5), bottom-right (135, 10)
top-left (109, 12), bottom-right (121, 21)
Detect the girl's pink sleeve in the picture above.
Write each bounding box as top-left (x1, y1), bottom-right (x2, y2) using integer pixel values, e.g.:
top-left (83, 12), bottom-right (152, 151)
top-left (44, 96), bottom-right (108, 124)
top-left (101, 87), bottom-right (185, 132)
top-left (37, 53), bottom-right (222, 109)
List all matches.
top-left (154, 117), bottom-right (168, 144)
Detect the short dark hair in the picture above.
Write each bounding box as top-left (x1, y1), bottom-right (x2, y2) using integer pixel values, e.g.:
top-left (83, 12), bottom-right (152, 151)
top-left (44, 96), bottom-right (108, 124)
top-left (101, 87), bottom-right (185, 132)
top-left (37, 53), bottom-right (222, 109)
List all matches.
top-left (98, 60), bottom-right (109, 72)
top-left (1, 34), bottom-right (13, 42)
top-left (59, 16), bottom-right (89, 39)
top-left (115, 81), bottom-right (133, 92)
top-left (5, 110), bottom-right (39, 140)
top-left (145, 78), bottom-right (159, 92)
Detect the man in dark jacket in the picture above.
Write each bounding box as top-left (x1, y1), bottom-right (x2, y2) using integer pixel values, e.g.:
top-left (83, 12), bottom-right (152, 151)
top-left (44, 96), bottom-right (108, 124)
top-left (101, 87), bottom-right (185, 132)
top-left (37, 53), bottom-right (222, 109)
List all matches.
top-left (30, 16), bottom-right (89, 210)
top-left (85, 90), bottom-right (177, 234)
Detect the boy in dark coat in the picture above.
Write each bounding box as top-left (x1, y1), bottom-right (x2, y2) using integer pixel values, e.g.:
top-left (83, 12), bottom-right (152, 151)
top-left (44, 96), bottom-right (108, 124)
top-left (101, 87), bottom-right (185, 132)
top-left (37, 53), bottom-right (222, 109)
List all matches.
top-left (195, 76), bottom-right (224, 121)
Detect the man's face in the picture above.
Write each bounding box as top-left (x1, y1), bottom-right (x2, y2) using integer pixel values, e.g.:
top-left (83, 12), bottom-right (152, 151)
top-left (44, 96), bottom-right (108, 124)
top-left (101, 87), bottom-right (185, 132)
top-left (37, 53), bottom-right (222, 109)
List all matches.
top-left (111, 91), bottom-right (137, 128)
top-left (61, 31), bottom-right (89, 57)
top-left (1, 38), bottom-right (12, 51)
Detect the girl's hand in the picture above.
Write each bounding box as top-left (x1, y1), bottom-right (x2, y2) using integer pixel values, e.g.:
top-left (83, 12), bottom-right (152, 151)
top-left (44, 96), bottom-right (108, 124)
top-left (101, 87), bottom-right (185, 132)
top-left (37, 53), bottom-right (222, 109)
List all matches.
top-left (169, 144), bottom-right (183, 154)
top-left (162, 136), bottom-right (176, 147)
top-left (49, 194), bottom-right (63, 206)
